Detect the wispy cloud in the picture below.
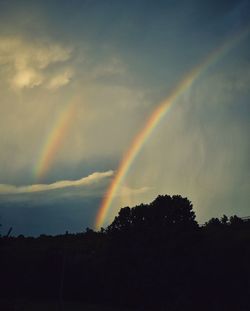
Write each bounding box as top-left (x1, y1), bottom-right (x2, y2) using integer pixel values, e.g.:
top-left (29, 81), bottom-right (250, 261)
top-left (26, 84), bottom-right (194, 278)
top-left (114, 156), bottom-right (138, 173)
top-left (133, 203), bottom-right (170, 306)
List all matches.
top-left (0, 171), bottom-right (113, 194)
top-left (46, 68), bottom-right (74, 89)
top-left (91, 57), bottom-right (126, 80)
top-left (0, 36), bottom-right (73, 89)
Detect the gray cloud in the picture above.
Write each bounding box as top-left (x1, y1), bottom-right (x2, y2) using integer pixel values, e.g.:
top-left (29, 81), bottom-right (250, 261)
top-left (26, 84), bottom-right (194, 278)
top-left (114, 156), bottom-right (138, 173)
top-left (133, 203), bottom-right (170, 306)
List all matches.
top-left (0, 170), bottom-right (151, 235)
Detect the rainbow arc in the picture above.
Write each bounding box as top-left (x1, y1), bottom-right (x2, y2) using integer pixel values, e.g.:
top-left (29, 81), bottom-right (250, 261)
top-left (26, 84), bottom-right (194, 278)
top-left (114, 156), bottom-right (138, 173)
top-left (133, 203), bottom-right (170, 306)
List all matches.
top-left (94, 28), bottom-right (250, 230)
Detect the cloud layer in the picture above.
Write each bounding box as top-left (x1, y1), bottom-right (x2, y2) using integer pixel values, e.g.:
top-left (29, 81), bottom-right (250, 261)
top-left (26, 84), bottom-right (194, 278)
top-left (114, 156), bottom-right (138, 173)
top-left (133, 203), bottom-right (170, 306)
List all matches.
top-left (0, 171), bottom-right (113, 194)
top-left (0, 36), bottom-right (73, 89)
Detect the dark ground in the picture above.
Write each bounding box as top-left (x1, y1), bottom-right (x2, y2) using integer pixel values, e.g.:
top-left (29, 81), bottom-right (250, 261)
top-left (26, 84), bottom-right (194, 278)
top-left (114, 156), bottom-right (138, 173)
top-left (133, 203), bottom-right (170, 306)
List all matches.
top-left (0, 300), bottom-right (134, 311)
top-left (1, 195), bottom-right (250, 311)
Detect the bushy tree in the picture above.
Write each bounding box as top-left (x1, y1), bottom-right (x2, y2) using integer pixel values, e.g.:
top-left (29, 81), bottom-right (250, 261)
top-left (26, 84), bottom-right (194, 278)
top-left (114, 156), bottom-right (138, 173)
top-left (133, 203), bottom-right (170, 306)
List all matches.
top-left (107, 194), bottom-right (198, 235)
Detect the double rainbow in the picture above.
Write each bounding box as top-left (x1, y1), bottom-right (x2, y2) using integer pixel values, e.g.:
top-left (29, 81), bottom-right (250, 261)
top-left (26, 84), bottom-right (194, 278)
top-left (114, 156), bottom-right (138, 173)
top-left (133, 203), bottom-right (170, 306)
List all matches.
top-left (95, 28), bottom-right (250, 230)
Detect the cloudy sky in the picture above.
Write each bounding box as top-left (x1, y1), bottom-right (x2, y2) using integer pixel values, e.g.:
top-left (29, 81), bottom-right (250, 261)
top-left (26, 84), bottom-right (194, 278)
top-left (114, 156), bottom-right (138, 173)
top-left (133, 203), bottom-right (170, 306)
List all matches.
top-left (0, 0), bottom-right (249, 236)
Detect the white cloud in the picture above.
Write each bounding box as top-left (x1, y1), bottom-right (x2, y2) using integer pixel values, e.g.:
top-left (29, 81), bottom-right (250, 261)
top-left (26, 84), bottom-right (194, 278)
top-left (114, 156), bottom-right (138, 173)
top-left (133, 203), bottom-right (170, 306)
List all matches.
top-left (0, 171), bottom-right (113, 194)
top-left (12, 68), bottom-right (44, 89)
top-left (46, 69), bottom-right (74, 89)
top-left (0, 36), bottom-right (73, 89)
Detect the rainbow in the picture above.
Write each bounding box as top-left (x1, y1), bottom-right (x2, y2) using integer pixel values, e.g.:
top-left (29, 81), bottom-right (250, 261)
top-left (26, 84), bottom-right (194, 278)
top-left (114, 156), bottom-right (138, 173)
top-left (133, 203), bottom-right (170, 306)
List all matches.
top-left (35, 102), bottom-right (76, 181)
top-left (95, 28), bottom-right (250, 230)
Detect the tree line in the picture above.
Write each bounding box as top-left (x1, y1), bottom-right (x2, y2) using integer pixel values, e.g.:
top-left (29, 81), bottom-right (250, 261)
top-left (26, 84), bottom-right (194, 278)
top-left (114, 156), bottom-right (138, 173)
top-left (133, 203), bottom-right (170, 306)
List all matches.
top-left (1, 194), bottom-right (250, 310)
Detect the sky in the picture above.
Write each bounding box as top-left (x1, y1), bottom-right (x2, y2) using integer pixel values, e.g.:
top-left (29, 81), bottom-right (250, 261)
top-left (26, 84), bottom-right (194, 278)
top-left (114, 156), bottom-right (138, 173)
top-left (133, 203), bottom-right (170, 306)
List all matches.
top-left (0, 0), bottom-right (249, 236)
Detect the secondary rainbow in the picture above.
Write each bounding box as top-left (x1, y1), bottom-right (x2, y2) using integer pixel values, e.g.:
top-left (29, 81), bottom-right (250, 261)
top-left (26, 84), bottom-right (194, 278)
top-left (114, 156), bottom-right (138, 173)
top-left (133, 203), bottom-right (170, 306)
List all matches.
top-left (35, 102), bottom-right (76, 181)
top-left (95, 28), bottom-right (250, 230)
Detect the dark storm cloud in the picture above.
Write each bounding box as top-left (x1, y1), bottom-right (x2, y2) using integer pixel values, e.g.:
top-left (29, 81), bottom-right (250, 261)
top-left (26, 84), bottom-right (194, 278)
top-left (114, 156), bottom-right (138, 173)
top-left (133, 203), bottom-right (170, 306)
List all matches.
top-left (0, 171), bottom-right (113, 236)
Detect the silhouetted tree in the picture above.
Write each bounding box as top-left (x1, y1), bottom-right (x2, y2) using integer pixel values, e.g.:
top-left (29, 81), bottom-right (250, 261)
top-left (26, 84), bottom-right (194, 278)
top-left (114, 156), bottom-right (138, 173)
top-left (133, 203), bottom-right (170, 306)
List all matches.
top-left (221, 214), bottom-right (228, 225)
top-left (229, 215), bottom-right (244, 227)
top-left (205, 217), bottom-right (222, 228)
top-left (107, 195), bottom-right (198, 235)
